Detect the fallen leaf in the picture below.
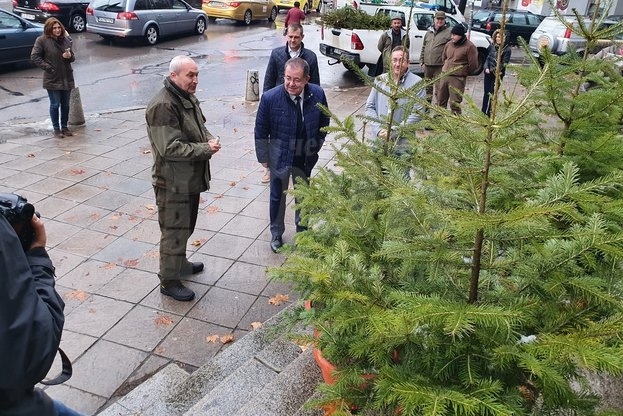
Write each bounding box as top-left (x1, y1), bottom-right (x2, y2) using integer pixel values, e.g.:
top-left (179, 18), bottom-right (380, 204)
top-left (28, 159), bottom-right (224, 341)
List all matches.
top-left (65, 290), bottom-right (89, 301)
top-left (206, 335), bottom-right (220, 343)
top-left (207, 206), bottom-right (220, 214)
top-left (250, 322), bottom-right (263, 330)
top-left (94, 128), bottom-right (102, 132)
top-left (154, 346), bottom-right (166, 354)
top-left (220, 334), bottom-right (234, 344)
top-left (268, 294), bottom-right (290, 305)
top-left (101, 262), bottom-right (117, 269)
top-left (230, 181), bottom-right (237, 186)
top-left (142, 149), bottom-right (151, 154)
top-left (145, 204), bottom-right (156, 211)
top-left (70, 169), bottom-right (86, 175)
top-left (190, 239), bottom-right (203, 247)
top-left (233, 128), bottom-right (238, 133)
top-left (109, 225), bottom-right (118, 230)
top-left (242, 186), bottom-right (250, 190)
top-left (123, 259), bottom-right (139, 267)
top-left (111, 214), bottom-right (121, 220)
top-left (88, 213), bottom-right (101, 221)
top-left (299, 343), bottom-right (311, 352)
top-left (213, 195), bottom-right (223, 199)
top-left (146, 250), bottom-right (159, 258)
top-left (26, 153), bottom-right (36, 158)
top-left (154, 315), bottom-right (174, 326)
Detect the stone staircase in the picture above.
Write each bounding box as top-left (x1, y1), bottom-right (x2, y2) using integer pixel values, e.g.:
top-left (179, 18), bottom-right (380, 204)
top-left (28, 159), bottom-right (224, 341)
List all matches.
top-left (97, 305), bottom-right (324, 416)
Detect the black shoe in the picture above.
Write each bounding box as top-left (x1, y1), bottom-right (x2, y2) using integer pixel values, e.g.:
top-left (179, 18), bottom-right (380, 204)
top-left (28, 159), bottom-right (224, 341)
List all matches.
top-left (61, 127), bottom-right (73, 136)
top-left (160, 280), bottom-right (195, 301)
top-left (191, 261), bottom-right (204, 274)
top-left (53, 129), bottom-right (64, 138)
top-left (270, 236), bottom-right (283, 253)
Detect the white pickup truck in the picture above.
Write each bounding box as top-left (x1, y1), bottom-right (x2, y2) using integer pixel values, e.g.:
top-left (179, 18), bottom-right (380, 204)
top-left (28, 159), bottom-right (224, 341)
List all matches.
top-left (319, 5), bottom-right (492, 75)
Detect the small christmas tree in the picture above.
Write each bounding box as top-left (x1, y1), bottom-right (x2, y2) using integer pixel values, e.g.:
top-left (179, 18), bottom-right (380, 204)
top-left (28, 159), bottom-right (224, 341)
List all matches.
top-left (274, 3), bottom-right (623, 414)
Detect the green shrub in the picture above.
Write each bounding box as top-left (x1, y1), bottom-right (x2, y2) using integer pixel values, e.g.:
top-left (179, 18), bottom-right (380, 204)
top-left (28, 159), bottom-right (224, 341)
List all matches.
top-left (320, 6), bottom-right (391, 30)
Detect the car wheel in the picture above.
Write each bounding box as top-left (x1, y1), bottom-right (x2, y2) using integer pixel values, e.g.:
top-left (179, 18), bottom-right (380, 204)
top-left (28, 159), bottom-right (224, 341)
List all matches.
top-left (208, 16), bottom-right (217, 22)
top-left (243, 9), bottom-right (252, 25)
top-left (195, 17), bottom-right (206, 34)
top-left (69, 13), bottom-right (86, 32)
top-left (303, 2), bottom-right (309, 13)
top-left (144, 25), bottom-right (159, 45)
top-left (269, 6), bottom-right (277, 21)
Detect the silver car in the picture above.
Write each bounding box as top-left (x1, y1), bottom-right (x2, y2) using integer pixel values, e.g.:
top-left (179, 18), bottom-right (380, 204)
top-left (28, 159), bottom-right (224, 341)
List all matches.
top-left (529, 15), bottom-right (620, 58)
top-left (86, 0), bottom-right (207, 45)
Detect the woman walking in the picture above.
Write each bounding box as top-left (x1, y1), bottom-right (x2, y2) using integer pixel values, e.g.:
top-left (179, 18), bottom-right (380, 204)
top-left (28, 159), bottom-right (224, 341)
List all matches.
top-left (481, 29), bottom-right (511, 116)
top-left (31, 18), bottom-right (75, 138)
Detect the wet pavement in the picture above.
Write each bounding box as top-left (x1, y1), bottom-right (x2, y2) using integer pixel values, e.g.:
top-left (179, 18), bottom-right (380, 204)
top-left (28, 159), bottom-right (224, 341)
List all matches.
top-left (0, 69), bottom-right (516, 415)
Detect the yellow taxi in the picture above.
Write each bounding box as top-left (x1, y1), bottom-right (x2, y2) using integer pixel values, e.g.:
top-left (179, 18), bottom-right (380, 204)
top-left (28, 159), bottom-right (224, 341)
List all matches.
top-left (202, 0), bottom-right (278, 25)
top-left (275, 0), bottom-right (322, 13)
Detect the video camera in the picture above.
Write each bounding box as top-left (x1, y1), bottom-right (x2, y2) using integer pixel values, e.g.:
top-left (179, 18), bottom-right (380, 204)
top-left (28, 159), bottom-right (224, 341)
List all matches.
top-left (0, 193), bottom-right (37, 251)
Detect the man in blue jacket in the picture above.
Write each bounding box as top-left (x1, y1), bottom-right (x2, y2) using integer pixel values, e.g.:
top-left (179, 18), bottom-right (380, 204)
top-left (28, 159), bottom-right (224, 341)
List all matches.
top-left (255, 57), bottom-right (330, 252)
top-left (0, 208), bottom-right (81, 415)
top-left (263, 24), bottom-right (320, 93)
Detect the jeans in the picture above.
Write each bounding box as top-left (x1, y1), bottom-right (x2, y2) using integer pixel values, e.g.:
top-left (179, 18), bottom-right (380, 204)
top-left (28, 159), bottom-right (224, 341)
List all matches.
top-left (47, 89), bottom-right (71, 130)
top-left (53, 400), bottom-right (83, 416)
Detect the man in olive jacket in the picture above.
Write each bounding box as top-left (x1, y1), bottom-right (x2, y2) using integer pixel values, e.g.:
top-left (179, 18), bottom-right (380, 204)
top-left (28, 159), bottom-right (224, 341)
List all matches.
top-left (419, 11), bottom-right (451, 104)
top-left (146, 55), bottom-right (221, 302)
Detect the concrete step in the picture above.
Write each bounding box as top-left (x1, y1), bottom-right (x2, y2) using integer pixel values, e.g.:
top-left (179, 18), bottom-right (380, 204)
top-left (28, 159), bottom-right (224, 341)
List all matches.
top-left (96, 304), bottom-right (324, 416)
top-left (234, 347), bottom-right (323, 416)
top-left (97, 363), bottom-right (190, 416)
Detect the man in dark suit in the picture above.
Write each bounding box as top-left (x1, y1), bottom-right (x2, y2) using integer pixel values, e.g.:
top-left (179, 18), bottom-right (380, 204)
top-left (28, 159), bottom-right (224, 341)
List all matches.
top-left (263, 24), bottom-right (320, 93)
top-left (255, 57), bottom-right (330, 252)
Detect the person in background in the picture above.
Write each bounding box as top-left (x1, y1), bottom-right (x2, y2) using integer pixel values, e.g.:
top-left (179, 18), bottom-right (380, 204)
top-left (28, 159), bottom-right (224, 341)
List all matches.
top-left (0, 210), bottom-right (83, 416)
top-left (284, 1), bottom-right (306, 31)
top-left (481, 29), bottom-right (511, 116)
top-left (419, 11), bottom-right (451, 104)
top-left (263, 23), bottom-right (320, 93)
top-left (366, 46), bottom-right (425, 158)
top-left (437, 24), bottom-right (478, 115)
top-left (146, 55), bottom-right (221, 302)
top-left (31, 17), bottom-right (75, 139)
top-left (375, 15), bottom-right (409, 76)
top-left (255, 58), bottom-right (330, 253)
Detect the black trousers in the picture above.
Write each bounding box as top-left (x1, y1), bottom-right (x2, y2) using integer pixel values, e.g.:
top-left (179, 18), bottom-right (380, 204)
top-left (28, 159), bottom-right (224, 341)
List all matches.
top-left (154, 187), bottom-right (199, 282)
top-left (269, 163), bottom-right (310, 239)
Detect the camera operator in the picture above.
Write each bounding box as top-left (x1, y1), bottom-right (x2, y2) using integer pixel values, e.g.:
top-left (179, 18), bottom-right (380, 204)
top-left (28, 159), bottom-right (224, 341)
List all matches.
top-left (0, 214), bottom-right (81, 416)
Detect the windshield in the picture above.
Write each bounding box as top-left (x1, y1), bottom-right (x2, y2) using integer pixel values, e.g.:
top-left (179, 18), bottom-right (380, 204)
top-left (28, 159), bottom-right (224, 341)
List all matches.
top-left (92, 0), bottom-right (127, 12)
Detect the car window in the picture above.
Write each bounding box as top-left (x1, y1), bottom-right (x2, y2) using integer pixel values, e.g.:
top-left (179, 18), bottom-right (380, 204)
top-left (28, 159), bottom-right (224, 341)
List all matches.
top-left (472, 10), bottom-right (490, 23)
top-left (134, 0), bottom-right (149, 10)
top-left (152, 0), bottom-right (172, 9)
top-left (414, 13), bottom-right (432, 30)
top-left (493, 13), bottom-right (505, 23)
top-left (445, 16), bottom-right (458, 28)
top-left (92, 0), bottom-right (128, 11)
top-left (526, 14), bottom-right (541, 25)
top-left (0, 12), bottom-right (23, 29)
top-left (172, 0), bottom-right (187, 8)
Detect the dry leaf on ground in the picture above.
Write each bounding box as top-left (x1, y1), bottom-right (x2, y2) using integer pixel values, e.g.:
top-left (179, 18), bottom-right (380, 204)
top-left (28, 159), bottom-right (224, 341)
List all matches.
top-left (220, 334), bottom-right (234, 344)
top-left (268, 294), bottom-right (289, 305)
top-left (206, 335), bottom-right (220, 343)
top-left (250, 322), bottom-right (263, 330)
top-left (154, 315), bottom-right (174, 326)
top-left (65, 290), bottom-right (89, 301)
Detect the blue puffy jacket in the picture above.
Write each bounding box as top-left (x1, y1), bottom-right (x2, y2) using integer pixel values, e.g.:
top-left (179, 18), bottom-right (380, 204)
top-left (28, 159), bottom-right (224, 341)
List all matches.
top-left (254, 83), bottom-right (330, 177)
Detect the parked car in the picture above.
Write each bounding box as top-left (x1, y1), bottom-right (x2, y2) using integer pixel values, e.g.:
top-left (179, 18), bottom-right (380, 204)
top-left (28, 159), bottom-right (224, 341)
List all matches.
top-left (470, 9), bottom-right (544, 45)
top-left (0, 8), bottom-right (44, 66)
top-left (12, 0), bottom-right (89, 32)
top-left (202, 0), bottom-right (277, 25)
top-left (274, 0), bottom-right (321, 14)
top-left (86, 0), bottom-right (207, 45)
top-left (529, 15), bottom-right (622, 58)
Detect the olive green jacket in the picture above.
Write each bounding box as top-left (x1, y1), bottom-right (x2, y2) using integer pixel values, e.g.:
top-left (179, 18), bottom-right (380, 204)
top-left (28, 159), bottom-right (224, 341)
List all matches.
top-left (146, 77), bottom-right (216, 194)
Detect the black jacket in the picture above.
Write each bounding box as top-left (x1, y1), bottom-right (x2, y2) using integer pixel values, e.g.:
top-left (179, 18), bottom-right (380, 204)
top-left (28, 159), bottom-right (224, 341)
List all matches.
top-left (262, 43), bottom-right (320, 93)
top-left (0, 216), bottom-right (65, 415)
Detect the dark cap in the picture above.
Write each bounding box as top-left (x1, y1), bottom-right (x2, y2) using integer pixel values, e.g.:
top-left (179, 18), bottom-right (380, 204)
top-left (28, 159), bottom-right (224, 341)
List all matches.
top-left (390, 15), bottom-right (402, 21)
top-left (434, 11), bottom-right (446, 19)
top-left (451, 24), bottom-right (466, 36)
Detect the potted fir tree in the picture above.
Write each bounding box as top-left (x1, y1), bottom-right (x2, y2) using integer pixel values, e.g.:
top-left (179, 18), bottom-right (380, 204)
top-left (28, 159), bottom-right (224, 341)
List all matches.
top-left (275, 4), bottom-right (623, 415)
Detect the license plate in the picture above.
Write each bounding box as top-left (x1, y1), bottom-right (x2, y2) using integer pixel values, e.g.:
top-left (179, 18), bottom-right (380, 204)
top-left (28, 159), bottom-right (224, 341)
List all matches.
top-left (21, 13), bottom-right (35, 20)
top-left (97, 16), bottom-right (114, 23)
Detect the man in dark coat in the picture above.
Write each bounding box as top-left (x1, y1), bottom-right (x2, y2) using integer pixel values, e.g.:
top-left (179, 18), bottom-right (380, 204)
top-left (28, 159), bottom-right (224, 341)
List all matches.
top-left (263, 24), bottom-right (320, 93)
top-left (0, 207), bottom-right (80, 415)
top-left (146, 55), bottom-right (222, 301)
top-left (255, 57), bottom-right (330, 252)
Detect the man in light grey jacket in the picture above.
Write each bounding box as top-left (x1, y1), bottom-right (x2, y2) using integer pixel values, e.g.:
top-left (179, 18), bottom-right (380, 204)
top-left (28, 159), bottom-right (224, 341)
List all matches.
top-left (366, 46), bottom-right (425, 157)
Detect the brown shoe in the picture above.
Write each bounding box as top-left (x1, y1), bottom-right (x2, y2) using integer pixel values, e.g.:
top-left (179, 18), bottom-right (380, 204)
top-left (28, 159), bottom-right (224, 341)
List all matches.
top-left (61, 128), bottom-right (73, 136)
top-left (53, 129), bottom-right (64, 138)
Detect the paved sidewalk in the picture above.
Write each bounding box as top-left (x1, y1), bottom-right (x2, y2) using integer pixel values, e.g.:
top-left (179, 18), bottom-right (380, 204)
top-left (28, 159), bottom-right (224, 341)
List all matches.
top-left (0, 85), bottom-right (371, 415)
top-left (0, 69), bottom-right (508, 415)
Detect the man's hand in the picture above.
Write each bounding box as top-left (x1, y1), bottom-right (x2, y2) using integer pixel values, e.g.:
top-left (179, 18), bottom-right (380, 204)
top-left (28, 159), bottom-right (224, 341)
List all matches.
top-left (208, 139), bottom-right (222, 153)
top-left (30, 215), bottom-right (46, 250)
top-left (261, 162), bottom-right (268, 168)
top-left (378, 129), bottom-right (389, 141)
